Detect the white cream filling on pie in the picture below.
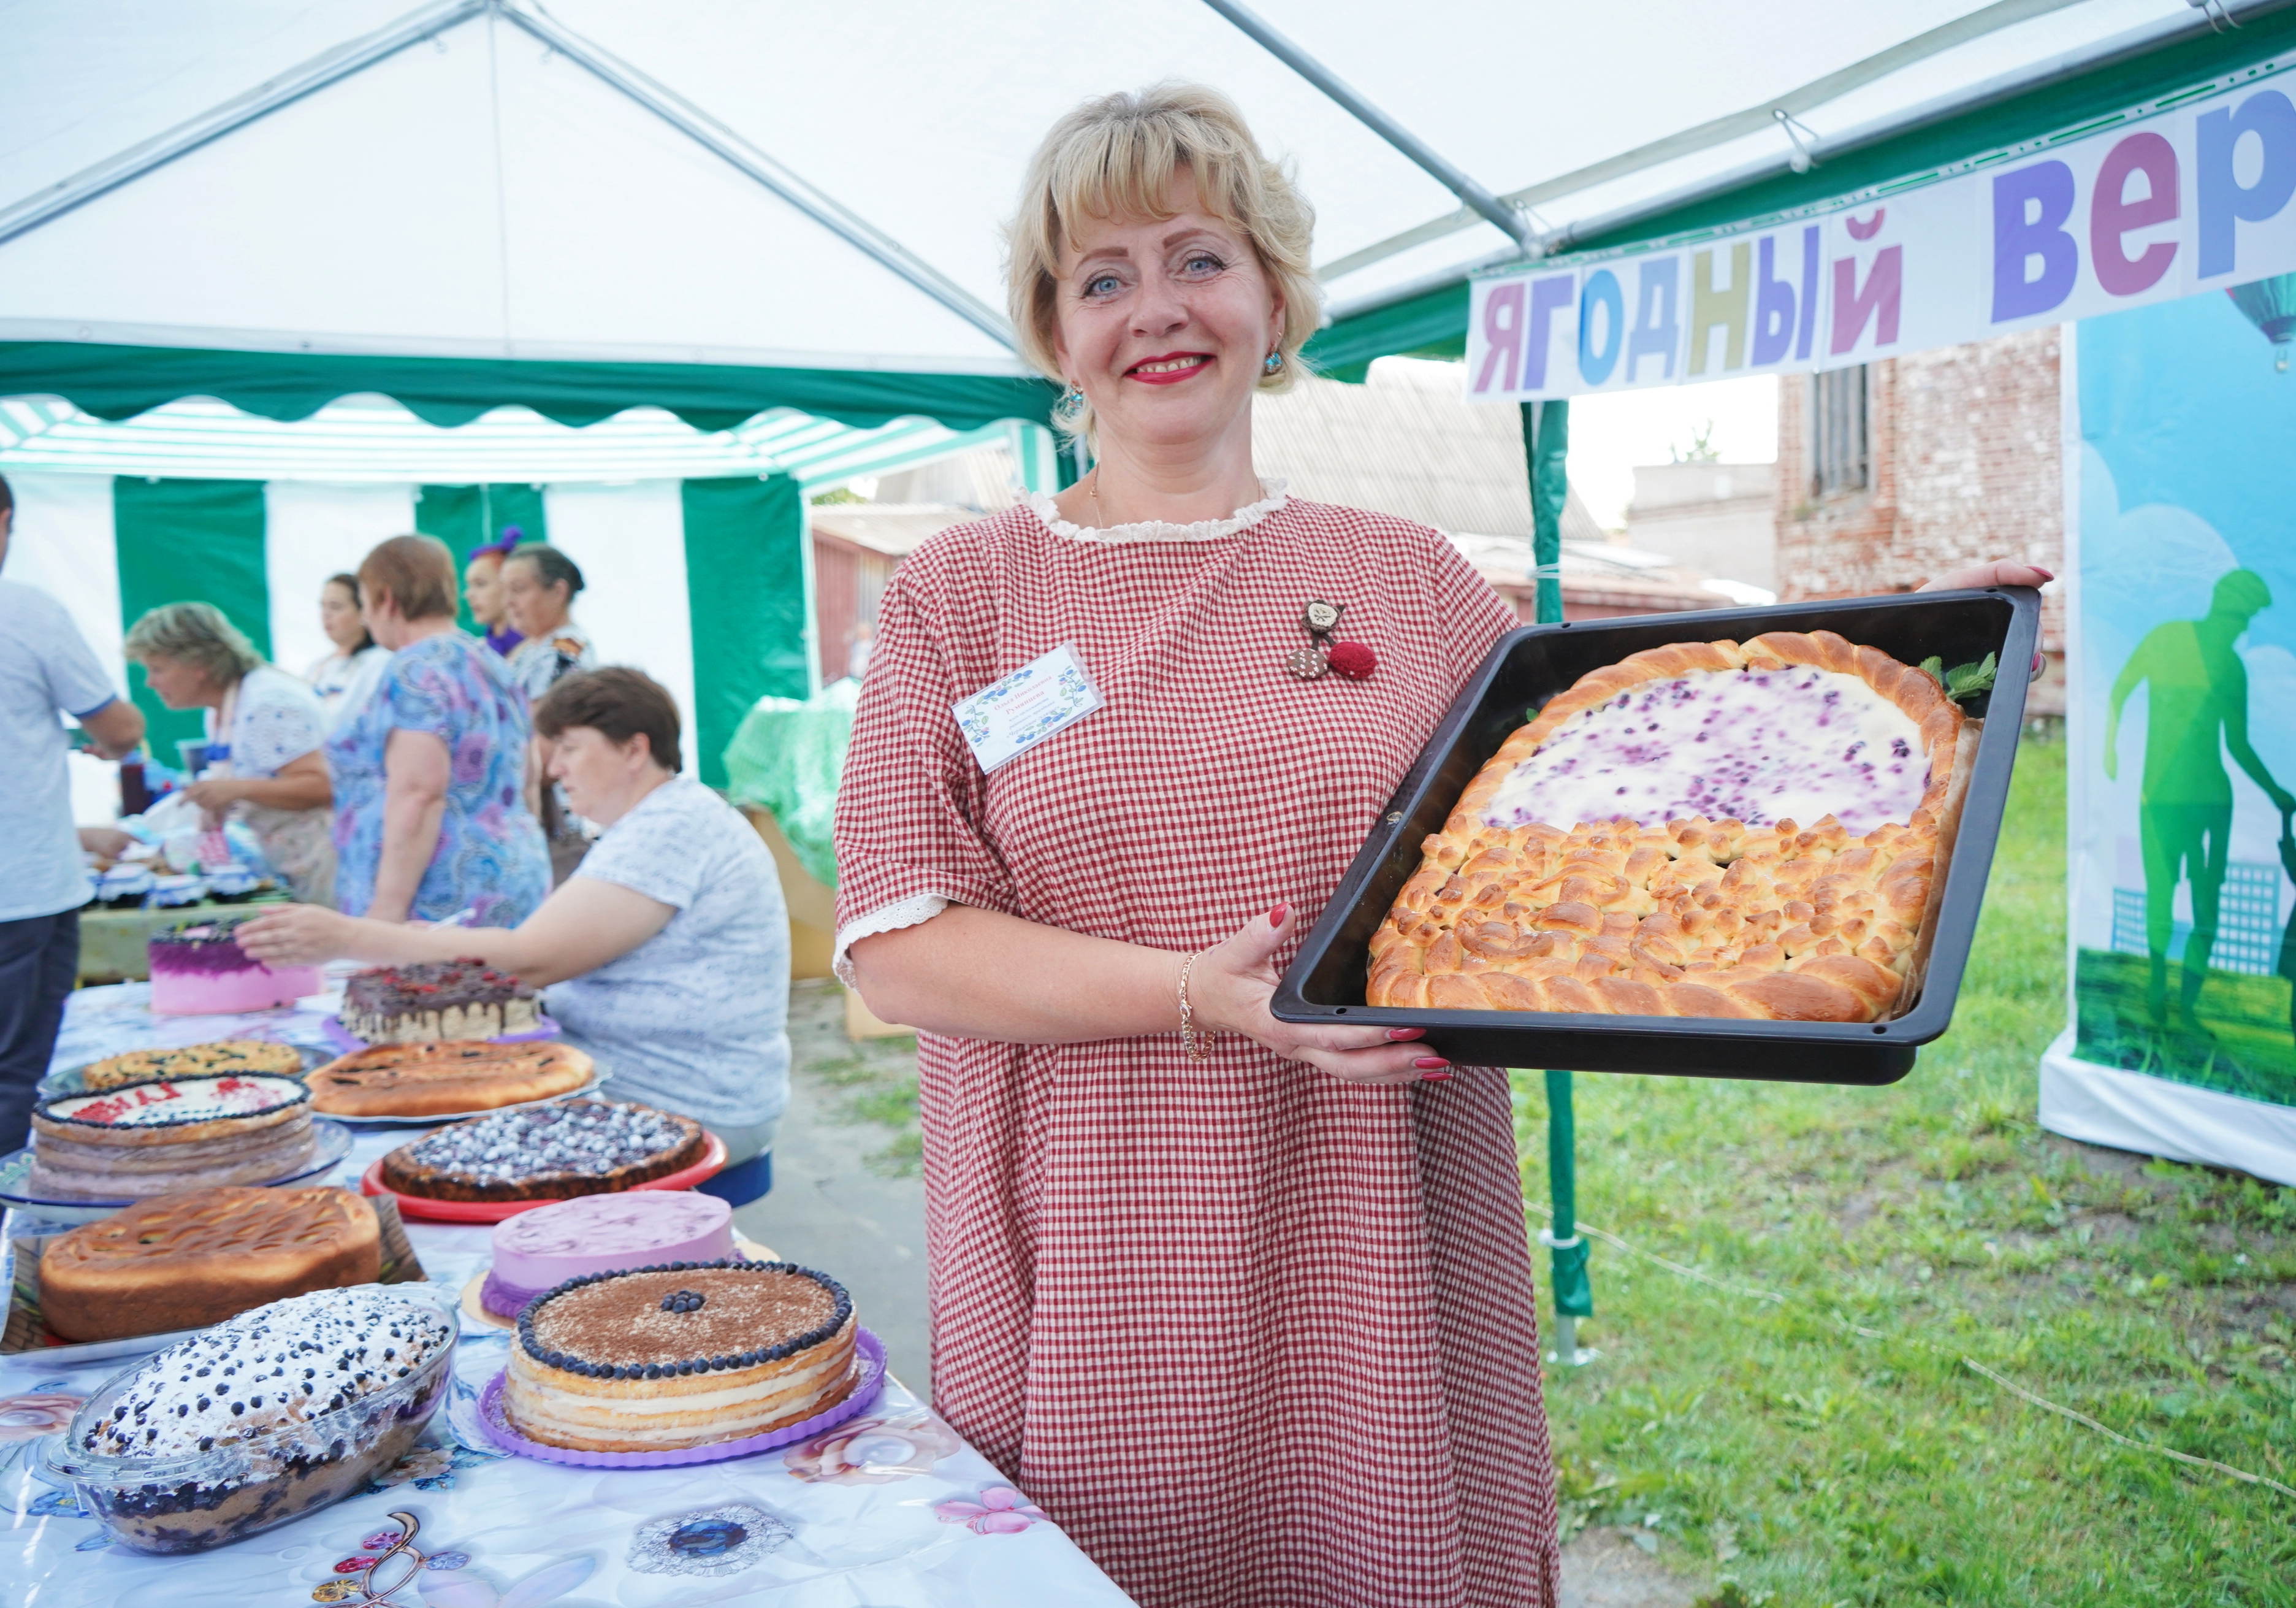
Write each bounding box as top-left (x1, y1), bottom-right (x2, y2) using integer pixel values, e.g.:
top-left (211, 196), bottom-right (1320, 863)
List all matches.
top-left (1481, 665), bottom-right (1929, 838)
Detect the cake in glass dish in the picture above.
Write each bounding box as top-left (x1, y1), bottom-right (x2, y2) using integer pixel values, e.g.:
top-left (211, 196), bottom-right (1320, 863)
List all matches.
top-left (28, 1074), bottom-right (317, 1201)
top-left (503, 1262), bottom-right (856, 1451)
top-left (481, 1191), bottom-right (736, 1320)
top-left (307, 1039), bottom-right (592, 1117)
top-left (342, 959), bottom-right (540, 1044)
top-left (377, 1100), bottom-right (705, 1203)
top-left (1370, 630), bottom-right (1964, 1023)
top-left (148, 917), bottom-right (323, 1016)
top-left (80, 1038), bottom-right (305, 1092)
top-left (37, 1186), bottom-right (382, 1342)
top-left (42, 1284), bottom-right (457, 1553)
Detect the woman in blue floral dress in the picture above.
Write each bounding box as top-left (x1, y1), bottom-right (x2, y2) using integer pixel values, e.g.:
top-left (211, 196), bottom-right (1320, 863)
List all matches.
top-left (328, 535), bottom-right (549, 926)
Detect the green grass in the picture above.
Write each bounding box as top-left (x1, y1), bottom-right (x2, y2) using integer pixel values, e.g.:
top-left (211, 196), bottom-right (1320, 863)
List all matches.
top-left (1519, 731), bottom-right (2296, 1604)
top-left (786, 978), bottom-right (922, 1176)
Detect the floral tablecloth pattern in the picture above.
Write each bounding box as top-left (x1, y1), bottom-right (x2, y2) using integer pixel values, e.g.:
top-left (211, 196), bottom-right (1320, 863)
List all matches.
top-left (1, 989), bottom-right (1137, 1607)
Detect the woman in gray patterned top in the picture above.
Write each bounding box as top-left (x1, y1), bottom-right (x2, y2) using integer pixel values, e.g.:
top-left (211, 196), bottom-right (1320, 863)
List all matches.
top-left (242, 667), bottom-right (791, 1165)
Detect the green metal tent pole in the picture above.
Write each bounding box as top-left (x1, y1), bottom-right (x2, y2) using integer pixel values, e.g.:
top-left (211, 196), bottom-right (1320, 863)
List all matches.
top-left (1522, 399), bottom-right (1595, 1365)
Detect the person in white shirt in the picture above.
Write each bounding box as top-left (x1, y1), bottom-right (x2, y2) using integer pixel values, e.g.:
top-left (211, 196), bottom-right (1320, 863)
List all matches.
top-left (0, 472), bottom-right (145, 1151)
top-left (125, 602), bottom-right (336, 905)
top-left (303, 572), bottom-right (390, 726)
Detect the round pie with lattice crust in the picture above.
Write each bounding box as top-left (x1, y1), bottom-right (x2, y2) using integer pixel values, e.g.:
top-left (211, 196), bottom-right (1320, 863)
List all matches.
top-left (306, 1039), bottom-right (592, 1117)
top-left (38, 1185), bottom-right (381, 1342)
top-left (1368, 630), bottom-right (1964, 1023)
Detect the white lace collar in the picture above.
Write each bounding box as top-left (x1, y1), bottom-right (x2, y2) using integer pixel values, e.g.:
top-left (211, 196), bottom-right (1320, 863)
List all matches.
top-left (1024, 478), bottom-right (1288, 544)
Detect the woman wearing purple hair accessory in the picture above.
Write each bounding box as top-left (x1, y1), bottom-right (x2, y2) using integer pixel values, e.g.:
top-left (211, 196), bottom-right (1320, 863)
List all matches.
top-left (463, 529), bottom-right (525, 657)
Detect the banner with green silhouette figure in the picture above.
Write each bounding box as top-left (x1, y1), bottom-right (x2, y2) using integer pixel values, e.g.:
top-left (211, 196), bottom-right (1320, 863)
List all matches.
top-left (2045, 285), bottom-right (2296, 1186)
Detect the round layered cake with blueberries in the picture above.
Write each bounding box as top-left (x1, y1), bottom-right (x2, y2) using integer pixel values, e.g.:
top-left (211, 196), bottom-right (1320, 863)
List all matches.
top-left (503, 1262), bottom-right (858, 1452)
top-left (377, 1100), bottom-right (706, 1203)
top-left (29, 1074), bottom-right (316, 1201)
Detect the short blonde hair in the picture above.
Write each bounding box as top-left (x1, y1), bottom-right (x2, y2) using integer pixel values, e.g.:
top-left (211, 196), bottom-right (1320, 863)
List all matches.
top-left (123, 602), bottom-right (262, 689)
top-left (1006, 83), bottom-right (1319, 437)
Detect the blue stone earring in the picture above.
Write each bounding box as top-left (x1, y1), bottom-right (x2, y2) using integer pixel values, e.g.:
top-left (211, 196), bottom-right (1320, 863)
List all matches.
top-left (1053, 384), bottom-right (1086, 423)
top-left (1263, 351), bottom-right (1284, 375)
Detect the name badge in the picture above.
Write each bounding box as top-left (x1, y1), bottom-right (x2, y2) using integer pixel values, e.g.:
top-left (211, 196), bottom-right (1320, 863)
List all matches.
top-left (952, 642), bottom-right (1104, 773)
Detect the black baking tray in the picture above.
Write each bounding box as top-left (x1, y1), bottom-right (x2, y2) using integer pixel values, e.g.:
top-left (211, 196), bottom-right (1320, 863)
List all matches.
top-left (1272, 588), bottom-right (2043, 1085)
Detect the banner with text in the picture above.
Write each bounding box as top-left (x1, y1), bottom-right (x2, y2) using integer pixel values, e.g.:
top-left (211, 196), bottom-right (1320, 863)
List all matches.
top-left (1466, 55), bottom-right (2296, 399)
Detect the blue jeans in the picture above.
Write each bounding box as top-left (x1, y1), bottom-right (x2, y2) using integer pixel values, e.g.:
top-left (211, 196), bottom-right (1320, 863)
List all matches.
top-left (0, 906), bottom-right (79, 1154)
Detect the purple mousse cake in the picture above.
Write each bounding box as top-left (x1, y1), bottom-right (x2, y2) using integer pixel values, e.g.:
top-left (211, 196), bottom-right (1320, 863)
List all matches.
top-left (149, 917), bottom-right (323, 1017)
top-left (481, 1191), bottom-right (736, 1319)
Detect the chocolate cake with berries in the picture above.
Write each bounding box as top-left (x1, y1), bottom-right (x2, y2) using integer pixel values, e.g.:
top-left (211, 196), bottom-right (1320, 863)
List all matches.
top-left (341, 959), bottom-right (540, 1045)
top-left (503, 1262), bottom-right (858, 1450)
top-left (376, 1100), bottom-right (706, 1203)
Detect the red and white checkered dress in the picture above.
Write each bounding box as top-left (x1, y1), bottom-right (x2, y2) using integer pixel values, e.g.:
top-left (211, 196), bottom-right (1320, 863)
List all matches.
top-left (833, 493), bottom-right (1560, 1607)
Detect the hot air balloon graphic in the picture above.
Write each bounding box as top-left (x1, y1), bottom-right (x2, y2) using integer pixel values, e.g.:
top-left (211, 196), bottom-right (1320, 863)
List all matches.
top-left (2227, 274), bottom-right (2296, 372)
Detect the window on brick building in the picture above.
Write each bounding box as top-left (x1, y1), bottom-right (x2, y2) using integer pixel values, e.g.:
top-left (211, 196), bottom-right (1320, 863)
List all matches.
top-left (1810, 365), bottom-right (1869, 496)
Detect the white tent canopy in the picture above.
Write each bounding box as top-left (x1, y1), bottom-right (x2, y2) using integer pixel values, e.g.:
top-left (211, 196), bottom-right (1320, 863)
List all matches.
top-left (0, 0), bottom-right (2259, 391)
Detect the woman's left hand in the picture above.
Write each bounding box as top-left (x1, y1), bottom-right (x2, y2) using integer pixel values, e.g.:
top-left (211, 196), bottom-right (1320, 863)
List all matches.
top-left (1917, 561), bottom-right (2053, 592)
top-left (238, 904), bottom-right (353, 966)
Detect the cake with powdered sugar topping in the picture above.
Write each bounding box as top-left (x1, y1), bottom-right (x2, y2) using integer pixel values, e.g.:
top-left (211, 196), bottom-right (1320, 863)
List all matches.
top-left (377, 1100), bottom-right (706, 1203)
top-left (81, 1286), bottom-right (454, 1460)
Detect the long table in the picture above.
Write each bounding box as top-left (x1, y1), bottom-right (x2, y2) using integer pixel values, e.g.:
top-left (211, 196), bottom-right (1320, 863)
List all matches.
top-left (0, 985), bottom-right (1137, 1606)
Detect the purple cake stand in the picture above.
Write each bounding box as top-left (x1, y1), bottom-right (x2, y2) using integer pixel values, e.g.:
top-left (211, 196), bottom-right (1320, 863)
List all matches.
top-left (320, 1013), bottom-right (560, 1055)
top-left (478, 1328), bottom-right (886, 1468)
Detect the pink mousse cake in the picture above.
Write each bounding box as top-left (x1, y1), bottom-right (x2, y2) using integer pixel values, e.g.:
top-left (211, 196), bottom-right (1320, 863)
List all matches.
top-left (481, 1190), bottom-right (736, 1319)
top-left (149, 917), bottom-right (324, 1016)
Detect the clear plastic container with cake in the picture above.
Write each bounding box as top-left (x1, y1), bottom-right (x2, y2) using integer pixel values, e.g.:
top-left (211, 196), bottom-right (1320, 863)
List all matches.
top-left (35, 1281), bottom-right (458, 1553)
top-left (1272, 588), bottom-right (2043, 1084)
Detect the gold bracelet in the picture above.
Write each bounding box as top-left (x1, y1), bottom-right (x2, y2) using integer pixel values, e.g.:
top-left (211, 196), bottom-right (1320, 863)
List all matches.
top-left (1177, 951), bottom-right (1211, 1062)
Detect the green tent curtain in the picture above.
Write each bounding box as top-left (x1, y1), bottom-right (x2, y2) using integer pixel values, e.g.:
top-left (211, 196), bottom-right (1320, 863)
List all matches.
top-left (684, 473), bottom-right (810, 790)
top-left (0, 342), bottom-right (1060, 435)
top-left (113, 477), bottom-right (270, 756)
top-left (416, 483), bottom-right (548, 635)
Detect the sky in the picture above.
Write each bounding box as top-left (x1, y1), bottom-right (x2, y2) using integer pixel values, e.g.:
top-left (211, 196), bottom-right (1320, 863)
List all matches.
top-left (1565, 375), bottom-right (1780, 531)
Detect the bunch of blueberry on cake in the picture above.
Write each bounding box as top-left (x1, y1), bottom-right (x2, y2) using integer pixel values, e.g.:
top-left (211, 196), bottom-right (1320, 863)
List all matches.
top-left (377, 1100), bottom-right (705, 1202)
top-left (504, 1262), bottom-right (859, 1451)
top-left (341, 959), bottom-right (540, 1045)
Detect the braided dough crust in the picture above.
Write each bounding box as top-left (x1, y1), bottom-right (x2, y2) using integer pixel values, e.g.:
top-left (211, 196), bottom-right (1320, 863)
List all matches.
top-left (1368, 631), bottom-right (1962, 1023)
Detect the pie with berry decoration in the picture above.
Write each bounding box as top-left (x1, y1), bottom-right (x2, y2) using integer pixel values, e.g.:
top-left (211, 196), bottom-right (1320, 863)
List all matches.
top-left (1368, 629), bottom-right (1967, 1022)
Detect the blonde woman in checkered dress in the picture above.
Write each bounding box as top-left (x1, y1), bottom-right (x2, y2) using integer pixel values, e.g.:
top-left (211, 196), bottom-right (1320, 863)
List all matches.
top-left (834, 85), bottom-right (1557, 1606)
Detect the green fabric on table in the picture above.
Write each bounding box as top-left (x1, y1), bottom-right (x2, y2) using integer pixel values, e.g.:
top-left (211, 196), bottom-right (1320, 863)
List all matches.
top-left (76, 897), bottom-right (287, 984)
top-left (685, 474), bottom-right (810, 791)
top-left (721, 678), bottom-right (858, 889)
top-left (113, 477), bottom-right (270, 756)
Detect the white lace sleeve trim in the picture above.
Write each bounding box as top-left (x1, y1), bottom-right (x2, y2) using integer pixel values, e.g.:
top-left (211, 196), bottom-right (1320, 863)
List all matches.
top-left (831, 893), bottom-right (952, 986)
top-left (1023, 478), bottom-right (1287, 544)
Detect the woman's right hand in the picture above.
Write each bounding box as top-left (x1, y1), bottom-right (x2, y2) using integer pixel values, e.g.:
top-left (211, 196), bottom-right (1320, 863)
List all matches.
top-left (1191, 905), bottom-right (1448, 1085)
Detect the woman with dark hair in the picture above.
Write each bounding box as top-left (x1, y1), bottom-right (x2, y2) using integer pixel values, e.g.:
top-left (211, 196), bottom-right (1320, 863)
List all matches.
top-left (502, 542), bottom-right (600, 882)
top-left (125, 600), bottom-right (335, 903)
top-left (326, 534), bottom-right (548, 927)
top-left (246, 666), bottom-right (791, 1167)
top-left (304, 572), bottom-right (389, 724)
top-left (464, 528), bottom-right (525, 657)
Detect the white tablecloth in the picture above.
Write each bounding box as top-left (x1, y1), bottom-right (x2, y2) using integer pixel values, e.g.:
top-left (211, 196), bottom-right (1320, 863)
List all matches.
top-left (0, 986), bottom-right (1136, 1607)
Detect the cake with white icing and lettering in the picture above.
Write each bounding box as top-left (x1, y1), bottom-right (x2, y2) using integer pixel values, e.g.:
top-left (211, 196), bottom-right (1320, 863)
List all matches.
top-left (1368, 630), bottom-right (1964, 1022)
top-left (28, 1074), bottom-right (317, 1201)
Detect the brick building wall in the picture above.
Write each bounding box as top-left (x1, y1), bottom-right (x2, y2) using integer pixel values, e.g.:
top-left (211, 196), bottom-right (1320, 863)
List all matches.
top-left (1775, 326), bottom-right (2066, 711)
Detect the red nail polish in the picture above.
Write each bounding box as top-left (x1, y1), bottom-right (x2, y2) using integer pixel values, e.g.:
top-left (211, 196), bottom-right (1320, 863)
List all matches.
top-left (1421, 1070), bottom-right (1451, 1082)
top-left (1269, 904), bottom-right (1288, 928)
top-left (2032, 566), bottom-right (2056, 581)
top-left (1386, 1028), bottom-right (1425, 1042)
top-left (1413, 1057), bottom-right (1449, 1070)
